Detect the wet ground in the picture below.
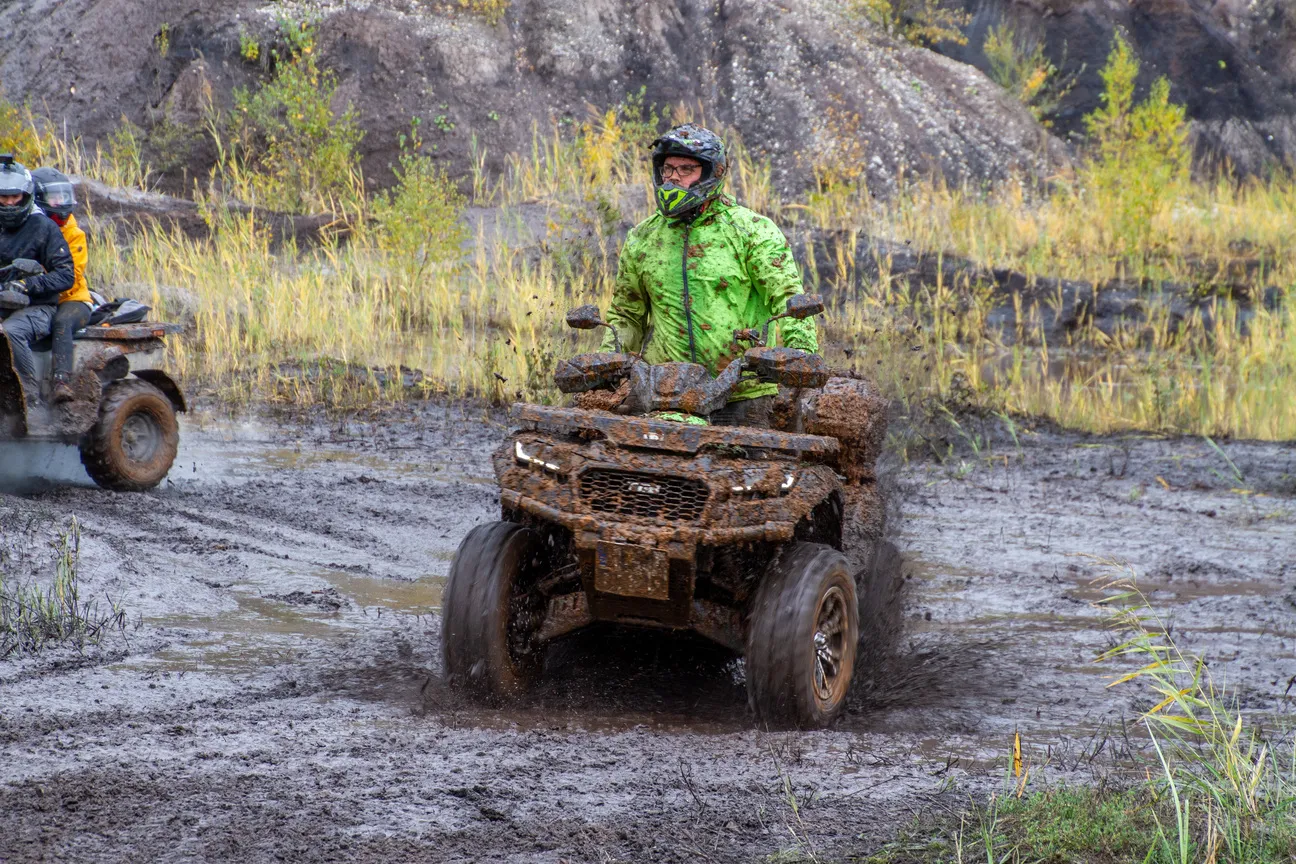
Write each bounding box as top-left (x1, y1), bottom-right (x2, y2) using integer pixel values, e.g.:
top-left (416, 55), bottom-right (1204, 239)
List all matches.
top-left (1, 403), bottom-right (1294, 863)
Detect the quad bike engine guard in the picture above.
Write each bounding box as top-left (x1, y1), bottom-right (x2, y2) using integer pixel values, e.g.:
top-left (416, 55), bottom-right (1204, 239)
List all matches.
top-left (595, 541), bottom-right (670, 600)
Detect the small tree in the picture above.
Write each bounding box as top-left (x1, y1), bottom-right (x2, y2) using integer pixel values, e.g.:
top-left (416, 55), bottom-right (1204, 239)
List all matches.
top-left (371, 124), bottom-right (468, 289)
top-left (1081, 32), bottom-right (1189, 257)
top-left (0, 86), bottom-right (51, 166)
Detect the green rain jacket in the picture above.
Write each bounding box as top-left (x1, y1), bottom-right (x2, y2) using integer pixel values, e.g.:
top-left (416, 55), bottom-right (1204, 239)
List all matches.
top-left (600, 194), bottom-right (818, 402)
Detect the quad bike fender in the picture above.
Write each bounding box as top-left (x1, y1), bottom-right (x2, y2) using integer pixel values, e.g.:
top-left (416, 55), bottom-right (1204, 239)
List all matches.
top-left (130, 369), bottom-right (187, 413)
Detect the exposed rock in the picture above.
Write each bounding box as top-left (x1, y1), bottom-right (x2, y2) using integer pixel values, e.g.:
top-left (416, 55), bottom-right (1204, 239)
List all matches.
top-left (0, 0), bottom-right (1068, 195)
top-left (941, 0), bottom-right (1296, 173)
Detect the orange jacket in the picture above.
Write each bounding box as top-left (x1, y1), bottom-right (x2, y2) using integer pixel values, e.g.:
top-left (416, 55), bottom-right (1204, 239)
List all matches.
top-left (57, 213), bottom-right (91, 305)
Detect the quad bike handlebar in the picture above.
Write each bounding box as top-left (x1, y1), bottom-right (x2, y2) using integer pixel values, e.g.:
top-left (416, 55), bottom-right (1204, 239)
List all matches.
top-left (0, 257), bottom-right (44, 310)
top-left (555, 294), bottom-right (830, 417)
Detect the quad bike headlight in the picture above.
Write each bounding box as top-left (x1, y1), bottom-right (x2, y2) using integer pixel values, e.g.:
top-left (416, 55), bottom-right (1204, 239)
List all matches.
top-left (514, 440), bottom-right (563, 474)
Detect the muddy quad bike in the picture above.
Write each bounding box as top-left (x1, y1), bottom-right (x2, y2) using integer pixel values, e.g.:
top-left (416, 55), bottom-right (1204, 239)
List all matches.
top-left (0, 258), bottom-right (185, 491)
top-left (443, 295), bottom-right (888, 727)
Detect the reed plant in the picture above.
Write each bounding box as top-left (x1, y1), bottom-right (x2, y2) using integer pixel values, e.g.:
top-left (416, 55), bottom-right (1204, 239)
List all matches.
top-left (865, 565), bottom-right (1294, 864)
top-left (0, 519), bottom-right (127, 658)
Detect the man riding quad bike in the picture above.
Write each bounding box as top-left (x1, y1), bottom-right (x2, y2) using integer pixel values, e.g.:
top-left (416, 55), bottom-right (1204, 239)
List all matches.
top-left (0, 157), bottom-right (186, 491)
top-left (442, 127), bottom-right (888, 727)
top-left (0, 254), bottom-right (186, 491)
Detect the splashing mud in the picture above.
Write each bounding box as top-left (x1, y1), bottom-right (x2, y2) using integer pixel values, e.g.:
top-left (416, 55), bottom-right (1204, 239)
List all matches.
top-left (1, 405), bottom-right (1293, 861)
top-left (0, 441), bottom-right (93, 494)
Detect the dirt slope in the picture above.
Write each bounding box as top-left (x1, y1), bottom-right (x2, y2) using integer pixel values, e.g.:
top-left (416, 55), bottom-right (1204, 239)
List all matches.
top-left (1, 404), bottom-right (1292, 862)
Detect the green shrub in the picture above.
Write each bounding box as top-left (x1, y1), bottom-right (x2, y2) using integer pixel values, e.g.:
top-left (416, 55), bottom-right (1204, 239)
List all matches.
top-left (1081, 31), bottom-right (1190, 257)
top-left (239, 31), bottom-right (261, 64)
top-left (0, 87), bottom-right (51, 166)
top-left (845, 0), bottom-right (970, 47)
top-left (105, 118), bottom-right (152, 189)
top-left (371, 124), bottom-right (468, 293)
top-left (226, 21), bottom-right (364, 212)
top-left (457, 0), bottom-right (510, 26)
top-left (982, 24), bottom-right (1078, 126)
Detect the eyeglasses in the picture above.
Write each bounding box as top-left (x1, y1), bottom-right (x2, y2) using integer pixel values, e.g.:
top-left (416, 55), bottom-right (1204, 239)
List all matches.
top-left (660, 163), bottom-right (701, 181)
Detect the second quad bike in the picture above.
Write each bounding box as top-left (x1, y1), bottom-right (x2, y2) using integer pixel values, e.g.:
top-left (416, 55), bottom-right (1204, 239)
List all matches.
top-left (1, 258), bottom-right (186, 491)
top-left (442, 295), bottom-right (888, 727)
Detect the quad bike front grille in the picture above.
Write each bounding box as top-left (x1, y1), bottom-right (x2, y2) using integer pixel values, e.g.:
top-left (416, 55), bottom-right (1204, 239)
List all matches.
top-left (579, 468), bottom-right (711, 522)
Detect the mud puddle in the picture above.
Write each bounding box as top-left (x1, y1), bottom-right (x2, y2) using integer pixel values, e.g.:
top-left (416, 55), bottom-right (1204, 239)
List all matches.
top-left (2, 405), bottom-right (1294, 862)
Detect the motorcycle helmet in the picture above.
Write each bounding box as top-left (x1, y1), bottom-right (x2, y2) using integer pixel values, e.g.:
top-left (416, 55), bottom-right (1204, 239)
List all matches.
top-left (0, 155), bottom-right (35, 231)
top-left (32, 166), bottom-right (77, 223)
top-left (649, 124), bottom-right (728, 220)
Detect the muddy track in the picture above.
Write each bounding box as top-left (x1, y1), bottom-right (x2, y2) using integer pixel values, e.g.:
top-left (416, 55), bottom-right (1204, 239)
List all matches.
top-left (2, 404), bottom-right (1294, 863)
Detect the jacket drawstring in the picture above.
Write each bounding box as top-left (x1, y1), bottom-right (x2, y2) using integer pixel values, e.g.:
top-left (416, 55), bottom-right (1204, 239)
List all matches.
top-left (680, 217), bottom-right (697, 363)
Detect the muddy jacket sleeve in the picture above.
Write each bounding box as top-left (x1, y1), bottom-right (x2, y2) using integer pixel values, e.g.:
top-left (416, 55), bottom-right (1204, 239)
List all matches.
top-left (24, 219), bottom-right (75, 304)
top-left (745, 217), bottom-right (818, 352)
top-left (601, 230), bottom-right (648, 353)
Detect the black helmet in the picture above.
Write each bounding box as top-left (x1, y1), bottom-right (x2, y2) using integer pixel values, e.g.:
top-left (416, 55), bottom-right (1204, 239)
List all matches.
top-left (0, 154), bottom-right (34, 231)
top-left (649, 124), bottom-right (728, 220)
top-left (32, 166), bottom-right (77, 222)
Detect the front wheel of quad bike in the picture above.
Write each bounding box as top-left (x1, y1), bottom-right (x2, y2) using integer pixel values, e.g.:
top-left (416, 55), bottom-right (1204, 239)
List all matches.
top-left (442, 521), bottom-right (546, 702)
top-left (80, 379), bottom-right (179, 492)
top-left (746, 542), bottom-right (858, 728)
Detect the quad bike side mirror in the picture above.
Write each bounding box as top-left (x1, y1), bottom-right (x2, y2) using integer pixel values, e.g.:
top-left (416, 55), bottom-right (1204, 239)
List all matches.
top-left (565, 305), bottom-right (605, 330)
top-left (565, 304), bottom-right (622, 351)
top-left (749, 294), bottom-right (827, 346)
top-left (784, 294), bottom-right (825, 320)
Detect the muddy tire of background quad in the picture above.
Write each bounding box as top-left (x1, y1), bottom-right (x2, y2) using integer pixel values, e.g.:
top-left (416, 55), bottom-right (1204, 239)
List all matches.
top-left (746, 542), bottom-right (858, 728)
top-left (441, 522), bottom-right (547, 702)
top-left (79, 378), bottom-right (179, 492)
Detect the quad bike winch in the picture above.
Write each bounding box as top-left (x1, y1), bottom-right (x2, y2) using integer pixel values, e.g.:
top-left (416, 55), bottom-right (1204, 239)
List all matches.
top-left (1, 258), bottom-right (185, 491)
top-left (442, 295), bottom-right (888, 727)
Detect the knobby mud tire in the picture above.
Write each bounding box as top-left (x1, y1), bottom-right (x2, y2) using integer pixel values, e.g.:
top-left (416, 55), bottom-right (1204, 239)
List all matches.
top-left (746, 542), bottom-right (858, 729)
top-left (441, 521), bottom-right (545, 702)
top-left (79, 378), bottom-right (179, 492)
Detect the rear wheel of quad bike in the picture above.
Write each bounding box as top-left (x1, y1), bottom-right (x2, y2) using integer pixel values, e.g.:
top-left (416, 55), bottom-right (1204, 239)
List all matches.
top-left (442, 521), bottom-right (546, 702)
top-left (746, 542), bottom-right (858, 728)
top-left (80, 379), bottom-right (179, 492)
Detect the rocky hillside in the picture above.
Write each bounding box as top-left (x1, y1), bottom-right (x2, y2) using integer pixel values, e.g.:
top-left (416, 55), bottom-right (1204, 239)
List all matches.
top-left (0, 0), bottom-right (1066, 194)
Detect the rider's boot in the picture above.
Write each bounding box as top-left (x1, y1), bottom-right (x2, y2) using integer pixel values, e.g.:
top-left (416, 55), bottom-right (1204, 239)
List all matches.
top-left (51, 373), bottom-right (75, 404)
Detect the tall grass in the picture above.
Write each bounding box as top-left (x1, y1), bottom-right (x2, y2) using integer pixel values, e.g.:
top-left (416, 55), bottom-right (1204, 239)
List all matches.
top-left (1097, 565), bottom-right (1296, 863)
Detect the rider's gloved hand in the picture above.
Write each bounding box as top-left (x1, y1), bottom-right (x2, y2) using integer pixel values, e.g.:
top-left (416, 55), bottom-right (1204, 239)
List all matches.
top-left (2, 281), bottom-right (27, 294)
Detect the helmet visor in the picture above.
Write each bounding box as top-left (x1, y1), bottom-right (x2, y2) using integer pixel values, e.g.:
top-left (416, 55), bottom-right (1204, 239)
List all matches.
top-left (41, 181), bottom-right (76, 211)
top-left (0, 167), bottom-right (32, 198)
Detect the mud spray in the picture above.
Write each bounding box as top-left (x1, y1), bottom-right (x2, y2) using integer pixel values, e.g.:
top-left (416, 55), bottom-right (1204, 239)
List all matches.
top-left (0, 441), bottom-right (92, 494)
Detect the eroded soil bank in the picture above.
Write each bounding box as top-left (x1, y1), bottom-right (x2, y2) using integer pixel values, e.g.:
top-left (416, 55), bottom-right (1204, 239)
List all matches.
top-left (1, 404), bottom-right (1294, 863)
